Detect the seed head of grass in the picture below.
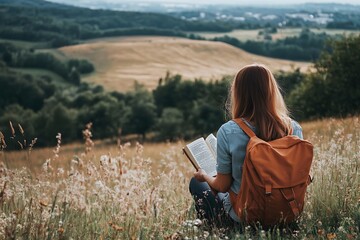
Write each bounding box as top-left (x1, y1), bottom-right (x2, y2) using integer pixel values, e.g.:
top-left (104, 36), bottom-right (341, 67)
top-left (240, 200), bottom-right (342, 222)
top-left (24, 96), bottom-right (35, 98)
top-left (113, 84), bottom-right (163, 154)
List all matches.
top-left (9, 121), bottom-right (15, 138)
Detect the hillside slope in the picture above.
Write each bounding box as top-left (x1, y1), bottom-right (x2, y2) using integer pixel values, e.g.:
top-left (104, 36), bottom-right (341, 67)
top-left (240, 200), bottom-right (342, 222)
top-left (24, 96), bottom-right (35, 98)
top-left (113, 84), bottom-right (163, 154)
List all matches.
top-left (0, 0), bottom-right (228, 47)
top-left (59, 37), bottom-right (311, 92)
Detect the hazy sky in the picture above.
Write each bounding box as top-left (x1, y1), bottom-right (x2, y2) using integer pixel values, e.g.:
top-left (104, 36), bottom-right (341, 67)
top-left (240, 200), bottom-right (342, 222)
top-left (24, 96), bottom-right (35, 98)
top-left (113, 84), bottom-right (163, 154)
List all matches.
top-left (132, 0), bottom-right (360, 3)
top-left (51, 0), bottom-right (360, 5)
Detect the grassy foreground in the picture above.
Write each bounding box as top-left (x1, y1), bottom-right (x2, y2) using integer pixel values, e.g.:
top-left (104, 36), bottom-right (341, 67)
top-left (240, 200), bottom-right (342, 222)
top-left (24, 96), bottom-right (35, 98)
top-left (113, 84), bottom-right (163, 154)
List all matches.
top-left (0, 117), bottom-right (359, 239)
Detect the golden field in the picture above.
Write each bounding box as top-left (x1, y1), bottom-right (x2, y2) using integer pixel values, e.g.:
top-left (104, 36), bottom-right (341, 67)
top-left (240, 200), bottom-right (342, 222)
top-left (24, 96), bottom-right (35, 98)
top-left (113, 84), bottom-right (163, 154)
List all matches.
top-left (58, 36), bottom-right (311, 92)
top-left (0, 116), bottom-right (359, 239)
top-left (191, 28), bottom-right (360, 41)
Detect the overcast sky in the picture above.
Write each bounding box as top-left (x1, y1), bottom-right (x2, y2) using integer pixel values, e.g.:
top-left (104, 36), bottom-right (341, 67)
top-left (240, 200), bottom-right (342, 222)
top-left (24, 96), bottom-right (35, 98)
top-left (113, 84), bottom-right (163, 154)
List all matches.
top-left (51, 0), bottom-right (360, 5)
top-left (134, 0), bottom-right (360, 4)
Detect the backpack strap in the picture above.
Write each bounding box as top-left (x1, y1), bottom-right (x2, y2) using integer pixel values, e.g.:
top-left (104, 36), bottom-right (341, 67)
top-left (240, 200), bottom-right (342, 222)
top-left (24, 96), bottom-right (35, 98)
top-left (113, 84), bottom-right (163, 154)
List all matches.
top-left (234, 118), bottom-right (294, 137)
top-left (289, 127), bottom-right (293, 135)
top-left (233, 118), bottom-right (256, 138)
top-left (280, 188), bottom-right (300, 217)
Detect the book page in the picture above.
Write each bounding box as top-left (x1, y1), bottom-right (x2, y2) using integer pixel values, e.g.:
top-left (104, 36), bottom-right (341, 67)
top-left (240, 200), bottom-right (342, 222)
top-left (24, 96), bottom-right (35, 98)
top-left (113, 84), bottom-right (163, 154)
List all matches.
top-left (205, 133), bottom-right (217, 157)
top-left (185, 137), bottom-right (217, 176)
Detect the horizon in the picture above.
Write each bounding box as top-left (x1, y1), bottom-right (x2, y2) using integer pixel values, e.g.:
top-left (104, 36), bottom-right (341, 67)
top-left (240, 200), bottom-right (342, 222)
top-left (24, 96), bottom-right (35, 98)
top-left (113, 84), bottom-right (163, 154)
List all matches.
top-left (47, 0), bottom-right (360, 6)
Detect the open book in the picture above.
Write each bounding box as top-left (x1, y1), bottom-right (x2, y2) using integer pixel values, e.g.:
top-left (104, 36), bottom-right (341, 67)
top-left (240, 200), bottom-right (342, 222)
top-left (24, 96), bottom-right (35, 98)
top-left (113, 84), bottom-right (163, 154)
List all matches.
top-left (183, 133), bottom-right (217, 177)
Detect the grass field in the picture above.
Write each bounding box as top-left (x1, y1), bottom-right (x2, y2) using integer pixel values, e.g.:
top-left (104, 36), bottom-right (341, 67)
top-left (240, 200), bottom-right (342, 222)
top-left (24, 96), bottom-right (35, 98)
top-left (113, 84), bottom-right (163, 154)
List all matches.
top-left (58, 36), bottom-right (311, 92)
top-left (191, 28), bottom-right (360, 41)
top-left (0, 116), bottom-right (359, 239)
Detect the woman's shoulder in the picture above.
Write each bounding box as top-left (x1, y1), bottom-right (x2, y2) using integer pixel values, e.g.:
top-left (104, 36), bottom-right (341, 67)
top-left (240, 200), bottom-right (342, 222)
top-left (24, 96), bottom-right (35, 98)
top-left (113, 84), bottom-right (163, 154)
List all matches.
top-left (290, 119), bottom-right (302, 131)
top-left (290, 119), bottom-right (303, 139)
top-left (218, 119), bottom-right (301, 136)
top-left (218, 119), bottom-right (255, 135)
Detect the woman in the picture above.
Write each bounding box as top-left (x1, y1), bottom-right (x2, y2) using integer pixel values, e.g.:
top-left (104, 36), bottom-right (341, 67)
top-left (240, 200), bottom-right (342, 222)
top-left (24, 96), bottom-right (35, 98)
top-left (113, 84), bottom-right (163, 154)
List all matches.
top-left (189, 63), bottom-right (304, 228)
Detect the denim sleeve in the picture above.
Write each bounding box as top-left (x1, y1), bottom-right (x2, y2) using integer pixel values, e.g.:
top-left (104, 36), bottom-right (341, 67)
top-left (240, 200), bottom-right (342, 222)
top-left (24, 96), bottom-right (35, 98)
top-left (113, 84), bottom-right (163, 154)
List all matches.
top-left (292, 120), bottom-right (303, 139)
top-left (216, 125), bottom-right (232, 174)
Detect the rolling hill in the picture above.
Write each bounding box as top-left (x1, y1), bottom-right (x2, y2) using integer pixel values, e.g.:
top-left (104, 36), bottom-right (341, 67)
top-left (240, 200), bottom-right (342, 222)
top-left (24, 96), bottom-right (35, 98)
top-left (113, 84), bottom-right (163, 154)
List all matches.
top-left (59, 36), bottom-right (312, 92)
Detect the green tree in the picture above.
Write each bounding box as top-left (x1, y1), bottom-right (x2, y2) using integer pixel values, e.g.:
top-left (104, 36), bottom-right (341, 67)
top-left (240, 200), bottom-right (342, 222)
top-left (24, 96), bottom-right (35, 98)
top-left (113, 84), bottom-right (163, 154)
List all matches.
top-left (153, 74), bottom-right (182, 114)
top-left (77, 99), bottom-right (130, 139)
top-left (156, 108), bottom-right (184, 141)
top-left (69, 67), bottom-right (81, 85)
top-left (315, 34), bottom-right (360, 116)
top-left (286, 34), bottom-right (360, 120)
top-left (41, 103), bottom-right (78, 143)
top-left (0, 73), bottom-right (54, 112)
top-left (2, 51), bottom-right (12, 65)
top-left (189, 99), bottom-right (224, 136)
top-left (287, 74), bottom-right (329, 120)
top-left (275, 68), bottom-right (305, 98)
top-left (126, 83), bottom-right (157, 140)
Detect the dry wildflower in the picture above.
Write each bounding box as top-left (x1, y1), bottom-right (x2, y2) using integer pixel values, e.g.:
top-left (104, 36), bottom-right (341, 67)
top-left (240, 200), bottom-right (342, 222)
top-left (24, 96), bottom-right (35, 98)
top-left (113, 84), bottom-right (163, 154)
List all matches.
top-left (0, 131), bottom-right (6, 150)
top-left (347, 234), bottom-right (355, 239)
top-left (166, 232), bottom-right (182, 240)
top-left (327, 233), bottom-right (336, 239)
top-left (136, 142), bottom-right (144, 155)
top-left (9, 121), bottom-right (15, 137)
top-left (119, 158), bottom-right (123, 175)
top-left (318, 229), bottom-right (325, 236)
top-left (83, 122), bottom-right (94, 155)
top-left (53, 133), bottom-right (61, 158)
top-left (28, 138), bottom-right (37, 152)
top-left (0, 131), bottom-right (4, 140)
top-left (0, 182), bottom-right (7, 201)
top-left (18, 124), bottom-right (24, 136)
top-left (17, 141), bottom-right (23, 149)
top-left (108, 221), bottom-right (123, 232)
top-left (42, 159), bottom-right (53, 172)
top-left (193, 219), bottom-right (202, 226)
top-left (112, 225), bottom-right (123, 232)
top-left (39, 200), bottom-right (48, 207)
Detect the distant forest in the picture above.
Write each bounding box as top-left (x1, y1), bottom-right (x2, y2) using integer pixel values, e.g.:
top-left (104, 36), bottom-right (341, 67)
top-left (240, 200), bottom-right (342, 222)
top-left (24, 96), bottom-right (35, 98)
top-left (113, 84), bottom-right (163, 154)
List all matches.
top-left (0, 0), bottom-right (354, 61)
top-left (0, 0), bottom-right (229, 48)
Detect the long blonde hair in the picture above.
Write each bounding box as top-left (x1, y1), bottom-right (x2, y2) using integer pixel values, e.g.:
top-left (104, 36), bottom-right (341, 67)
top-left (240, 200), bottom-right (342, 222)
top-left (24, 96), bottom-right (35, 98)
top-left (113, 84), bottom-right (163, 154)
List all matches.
top-left (228, 64), bottom-right (291, 141)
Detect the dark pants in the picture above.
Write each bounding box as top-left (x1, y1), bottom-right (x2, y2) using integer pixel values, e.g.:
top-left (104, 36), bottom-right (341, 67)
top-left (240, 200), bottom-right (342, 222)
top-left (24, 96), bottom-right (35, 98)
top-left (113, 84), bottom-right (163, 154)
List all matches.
top-left (189, 177), bottom-right (240, 229)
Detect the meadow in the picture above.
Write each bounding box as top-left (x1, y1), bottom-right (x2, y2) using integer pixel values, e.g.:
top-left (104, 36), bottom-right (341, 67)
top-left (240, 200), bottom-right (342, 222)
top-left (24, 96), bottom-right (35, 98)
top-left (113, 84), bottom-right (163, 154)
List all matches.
top-left (58, 36), bottom-right (310, 92)
top-left (191, 28), bottom-right (360, 42)
top-left (0, 116), bottom-right (359, 239)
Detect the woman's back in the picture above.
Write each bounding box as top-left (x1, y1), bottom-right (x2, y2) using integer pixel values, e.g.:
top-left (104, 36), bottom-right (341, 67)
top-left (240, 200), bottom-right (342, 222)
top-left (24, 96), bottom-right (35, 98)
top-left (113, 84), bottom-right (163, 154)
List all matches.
top-left (215, 119), bottom-right (303, 222)
top-left (216, 119), bottom-right (303, 194)
top-left (189, 63), bottom-right (312, 229)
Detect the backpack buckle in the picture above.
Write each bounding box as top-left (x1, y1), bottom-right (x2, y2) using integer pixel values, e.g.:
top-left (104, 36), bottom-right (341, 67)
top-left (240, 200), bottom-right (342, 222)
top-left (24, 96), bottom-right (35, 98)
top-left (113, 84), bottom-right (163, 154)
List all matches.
top-left (265, 184), bottom-right (272, 195)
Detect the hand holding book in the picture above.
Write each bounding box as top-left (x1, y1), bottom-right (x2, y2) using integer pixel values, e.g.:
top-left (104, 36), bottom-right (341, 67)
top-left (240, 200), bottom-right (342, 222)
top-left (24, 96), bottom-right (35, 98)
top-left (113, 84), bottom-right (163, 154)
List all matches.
top-left (183, 133), bottom-right (217, 177)
top-left (193, 168), bottom-right (208, 182)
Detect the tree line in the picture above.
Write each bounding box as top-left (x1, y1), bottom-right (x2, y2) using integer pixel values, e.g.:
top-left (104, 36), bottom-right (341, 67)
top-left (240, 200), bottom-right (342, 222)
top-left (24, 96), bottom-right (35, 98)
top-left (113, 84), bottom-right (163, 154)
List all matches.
top-left (212, 28), bottom-right (332, 61)
top-left (0, 42), bottom-right (94, 84)
top-left (1, 1), bottom-right (353, 63)
top-left (0, 2), bottom-right (230, 48)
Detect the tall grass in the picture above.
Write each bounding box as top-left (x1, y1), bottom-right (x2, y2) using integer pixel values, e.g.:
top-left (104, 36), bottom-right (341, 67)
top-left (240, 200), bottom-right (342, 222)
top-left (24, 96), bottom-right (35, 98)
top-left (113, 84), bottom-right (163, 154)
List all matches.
top-left (0, 117), bottom-right (359, 239)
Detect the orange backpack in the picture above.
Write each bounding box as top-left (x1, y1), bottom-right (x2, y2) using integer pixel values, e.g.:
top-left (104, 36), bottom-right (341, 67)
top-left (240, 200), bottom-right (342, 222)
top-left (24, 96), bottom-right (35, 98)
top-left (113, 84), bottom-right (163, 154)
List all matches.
top-left (229, 118), bottom-right (313, 228)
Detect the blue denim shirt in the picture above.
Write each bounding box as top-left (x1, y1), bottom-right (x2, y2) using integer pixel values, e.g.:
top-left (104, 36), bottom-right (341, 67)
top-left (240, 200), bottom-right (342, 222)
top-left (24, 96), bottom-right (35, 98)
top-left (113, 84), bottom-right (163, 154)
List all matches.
top-left (216, 119), bottom-right (303, 222)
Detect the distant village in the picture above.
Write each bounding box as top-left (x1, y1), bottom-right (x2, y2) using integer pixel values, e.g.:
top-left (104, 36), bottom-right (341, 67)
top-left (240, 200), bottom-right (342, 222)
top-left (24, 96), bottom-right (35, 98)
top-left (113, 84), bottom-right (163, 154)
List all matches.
top-left (48, 0), bottom-right (360, 29)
